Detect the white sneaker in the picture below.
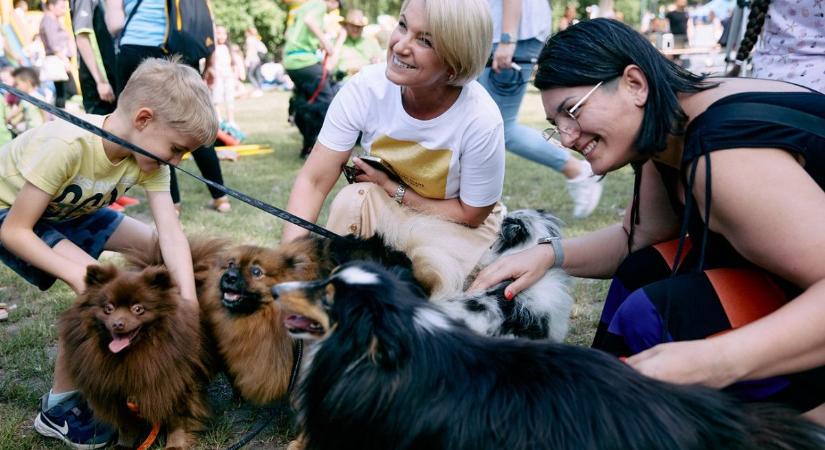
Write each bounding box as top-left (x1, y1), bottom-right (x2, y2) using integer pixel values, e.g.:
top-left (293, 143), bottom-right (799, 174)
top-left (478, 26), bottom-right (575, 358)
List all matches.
top-left (566, 161), bottom-right (603, 218)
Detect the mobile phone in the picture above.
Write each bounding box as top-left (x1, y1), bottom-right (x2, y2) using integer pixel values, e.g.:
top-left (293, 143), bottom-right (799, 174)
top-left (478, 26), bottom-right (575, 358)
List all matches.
top-left (342, 164), bottom-right (359, 183)
top-left (358, 155), bottom-right (400, 180)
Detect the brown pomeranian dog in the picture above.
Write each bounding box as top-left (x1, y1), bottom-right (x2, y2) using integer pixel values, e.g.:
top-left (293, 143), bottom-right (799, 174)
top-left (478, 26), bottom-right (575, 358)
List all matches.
top-left (59, 264), bottom-right (212, 449)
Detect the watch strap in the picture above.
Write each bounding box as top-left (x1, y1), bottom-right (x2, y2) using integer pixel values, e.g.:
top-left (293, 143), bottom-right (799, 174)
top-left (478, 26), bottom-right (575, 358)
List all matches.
top-left (394, 183), bottom-right (407, 205)
top-left (537, 237), bottom-right (564, 269)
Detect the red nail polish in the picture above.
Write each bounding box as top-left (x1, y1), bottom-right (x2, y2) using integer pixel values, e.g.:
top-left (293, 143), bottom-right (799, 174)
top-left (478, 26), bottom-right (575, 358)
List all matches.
top-left (505, 291), bottom-right (514, 301)
top-left (618, 356), bottom-right (628, 363)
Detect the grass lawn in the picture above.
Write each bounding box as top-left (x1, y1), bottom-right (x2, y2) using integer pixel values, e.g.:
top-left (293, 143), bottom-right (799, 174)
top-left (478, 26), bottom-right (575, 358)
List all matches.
top-left (0, 87), bottom-right (634, 449)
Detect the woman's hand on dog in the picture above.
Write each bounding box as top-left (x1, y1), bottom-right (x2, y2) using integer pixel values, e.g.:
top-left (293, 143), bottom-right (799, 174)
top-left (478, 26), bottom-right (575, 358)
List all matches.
top-left (468, 245), bottom-right (555, 298)
top-left (627, 339), bottom-right (742, 388)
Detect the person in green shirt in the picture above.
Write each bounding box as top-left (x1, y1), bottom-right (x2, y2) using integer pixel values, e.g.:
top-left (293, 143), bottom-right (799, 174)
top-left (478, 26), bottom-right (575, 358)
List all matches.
top-left (333, 9), bottom-right (384, 79)
top-left (283, 0), bottom-right (343, 157)
top-left (283, 0), bottom-right (341, 99)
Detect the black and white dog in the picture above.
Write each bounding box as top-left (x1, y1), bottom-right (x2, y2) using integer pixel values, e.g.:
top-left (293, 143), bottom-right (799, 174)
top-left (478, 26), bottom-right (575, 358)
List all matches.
top-left (437, 209), bottom-right (573, 340)
top-left (274, 262), bottom-right (825, 450)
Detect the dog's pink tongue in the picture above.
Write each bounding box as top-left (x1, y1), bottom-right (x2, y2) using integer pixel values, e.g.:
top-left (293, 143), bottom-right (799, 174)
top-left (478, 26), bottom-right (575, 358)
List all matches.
top-left (109, 335), bottom-right (131, 353)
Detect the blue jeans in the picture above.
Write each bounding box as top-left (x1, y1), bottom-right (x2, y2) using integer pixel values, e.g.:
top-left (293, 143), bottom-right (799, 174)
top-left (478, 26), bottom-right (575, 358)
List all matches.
top-left (478, 38), bottom-right (570, 172)
top-left (0, 208), bottom-right (123, 290)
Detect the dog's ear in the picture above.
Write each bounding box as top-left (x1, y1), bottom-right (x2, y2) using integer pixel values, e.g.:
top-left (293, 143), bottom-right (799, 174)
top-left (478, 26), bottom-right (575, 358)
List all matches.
top-left (500, 218), bottom-right (528, 244)
top-left (285, 253), bottom-right (314, 278)
top-left (540, 211), bottom-right (564, 237)
top-left (85, 264), bottom-right (119, 288)
top-left (321, 282), bottom-right (336, 308)
top-left (141, 266), bottom-right (175, 291)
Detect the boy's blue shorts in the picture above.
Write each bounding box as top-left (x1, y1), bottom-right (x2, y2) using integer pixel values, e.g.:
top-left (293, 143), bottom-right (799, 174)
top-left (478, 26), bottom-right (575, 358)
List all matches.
top-left (0, 208), bottom-right (124, 291)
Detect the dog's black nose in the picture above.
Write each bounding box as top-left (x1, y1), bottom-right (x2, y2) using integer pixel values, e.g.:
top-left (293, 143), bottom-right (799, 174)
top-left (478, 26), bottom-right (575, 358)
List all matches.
top-left (222, 268), bottom-right (238, 285)
top-left (271, 285), bottom-right (279, 300)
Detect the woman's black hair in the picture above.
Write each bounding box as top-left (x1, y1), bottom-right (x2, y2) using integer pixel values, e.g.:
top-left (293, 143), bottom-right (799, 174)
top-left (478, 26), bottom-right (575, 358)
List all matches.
top-left (535, 19), bottom-right (717, 156)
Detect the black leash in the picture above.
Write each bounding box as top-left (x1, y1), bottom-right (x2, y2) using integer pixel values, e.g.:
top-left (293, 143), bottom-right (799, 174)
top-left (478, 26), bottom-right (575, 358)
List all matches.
top-left (0, 82), bottom-right (343, 241)
top-left (224, 339), bottom-right (304, 450)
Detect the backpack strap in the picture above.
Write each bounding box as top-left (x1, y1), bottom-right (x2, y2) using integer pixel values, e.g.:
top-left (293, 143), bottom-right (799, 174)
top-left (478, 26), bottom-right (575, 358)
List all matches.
top-left (118, 0), bottom-right (146, 47)
top-left (703, 102), bottom-right (825, 140)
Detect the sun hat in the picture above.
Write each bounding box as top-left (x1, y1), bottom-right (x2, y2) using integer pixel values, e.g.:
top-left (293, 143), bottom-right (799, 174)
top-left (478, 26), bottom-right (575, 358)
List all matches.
top-left (344, 9), bottom-right (369, 27)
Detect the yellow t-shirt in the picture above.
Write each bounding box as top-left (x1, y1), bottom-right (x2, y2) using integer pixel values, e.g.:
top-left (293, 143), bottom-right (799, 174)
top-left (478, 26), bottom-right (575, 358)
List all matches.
top-left (0, 114), bottom-right (170, 222)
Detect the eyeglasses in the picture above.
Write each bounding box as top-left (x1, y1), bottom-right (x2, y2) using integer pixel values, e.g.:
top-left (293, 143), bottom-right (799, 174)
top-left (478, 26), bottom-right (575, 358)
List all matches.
top-left (542, 81), bottom-right (603, 143)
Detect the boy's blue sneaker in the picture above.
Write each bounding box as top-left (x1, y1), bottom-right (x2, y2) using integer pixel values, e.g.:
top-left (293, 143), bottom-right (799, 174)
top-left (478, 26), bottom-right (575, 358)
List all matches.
top-left (33, 393), bottom-right (116, 449)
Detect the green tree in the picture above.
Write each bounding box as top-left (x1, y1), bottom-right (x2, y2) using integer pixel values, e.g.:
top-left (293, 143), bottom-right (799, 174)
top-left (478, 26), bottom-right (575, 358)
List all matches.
top-left (213, 0), bottom-right (287, 55)
top-left (551, 0), bottom-right (640, 31)
top-left (343, 0), bottom-right (403, 21)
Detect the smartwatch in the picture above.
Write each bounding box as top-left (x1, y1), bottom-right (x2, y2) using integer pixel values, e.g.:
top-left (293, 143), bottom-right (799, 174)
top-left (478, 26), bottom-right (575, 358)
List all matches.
top-left (537, 237), bottom-right (564, 269)
top-left (500, 32), bottom-right (514, 44)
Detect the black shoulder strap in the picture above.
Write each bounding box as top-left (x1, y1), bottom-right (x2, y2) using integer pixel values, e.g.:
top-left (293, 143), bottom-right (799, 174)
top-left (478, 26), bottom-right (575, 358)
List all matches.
top-left (121, 0), bottom-right (145, 38)
top-left (705, 102), bottom-right (825, 140)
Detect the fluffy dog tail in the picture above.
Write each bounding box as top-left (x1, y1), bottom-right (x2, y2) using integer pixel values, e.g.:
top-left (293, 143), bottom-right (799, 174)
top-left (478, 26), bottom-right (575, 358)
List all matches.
top-left (123, 236), bottom-right (230, 286)
top-left (744, 403), bottom-right (825, 449)
top-left (373, 210), bottom-right (481, 299)
top-left (122, 239), bottom-right (163, 268)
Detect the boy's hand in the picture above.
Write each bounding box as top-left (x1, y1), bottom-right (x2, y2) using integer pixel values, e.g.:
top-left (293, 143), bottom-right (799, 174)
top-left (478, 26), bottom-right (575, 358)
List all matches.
top-left (68, 267), bottom-right (87, 294)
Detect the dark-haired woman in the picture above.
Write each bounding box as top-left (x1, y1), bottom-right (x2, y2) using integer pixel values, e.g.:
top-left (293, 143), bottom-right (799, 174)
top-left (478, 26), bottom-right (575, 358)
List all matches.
top-left (471, 18), bottom-right (825, 422)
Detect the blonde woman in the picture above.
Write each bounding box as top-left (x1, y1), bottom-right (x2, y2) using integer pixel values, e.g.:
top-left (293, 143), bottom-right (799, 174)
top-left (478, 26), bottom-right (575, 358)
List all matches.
top-left (282, 0), bottom-right (505, 297)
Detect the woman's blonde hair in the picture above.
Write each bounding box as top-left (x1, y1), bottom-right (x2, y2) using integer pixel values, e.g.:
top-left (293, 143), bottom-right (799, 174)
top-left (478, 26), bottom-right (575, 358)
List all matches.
top-left (118, 57), bottom-right (219, 148)
top-left (401, 0), bottom-right (492, 86)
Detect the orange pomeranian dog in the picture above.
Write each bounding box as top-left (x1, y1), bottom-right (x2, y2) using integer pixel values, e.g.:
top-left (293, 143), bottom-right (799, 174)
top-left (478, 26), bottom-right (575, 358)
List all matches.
top-left (58, 264), bottom-right (212, 449)
top-left (197, 242), bottom-right (307, 404)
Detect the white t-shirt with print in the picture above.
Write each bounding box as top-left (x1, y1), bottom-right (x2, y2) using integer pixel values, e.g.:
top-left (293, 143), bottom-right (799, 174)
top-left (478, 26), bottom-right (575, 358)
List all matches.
top-left (318, 64), bottom-right (505, 207)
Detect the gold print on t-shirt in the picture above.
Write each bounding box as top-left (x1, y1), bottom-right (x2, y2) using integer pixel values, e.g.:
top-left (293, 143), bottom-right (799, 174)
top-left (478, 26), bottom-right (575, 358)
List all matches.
top-left (369, 135), bottom-right (452, 199)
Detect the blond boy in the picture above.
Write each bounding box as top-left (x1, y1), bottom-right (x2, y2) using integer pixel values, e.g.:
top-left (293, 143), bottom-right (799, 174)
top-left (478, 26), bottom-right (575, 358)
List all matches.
top-left (0, 57), bottom-right (217, 449)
